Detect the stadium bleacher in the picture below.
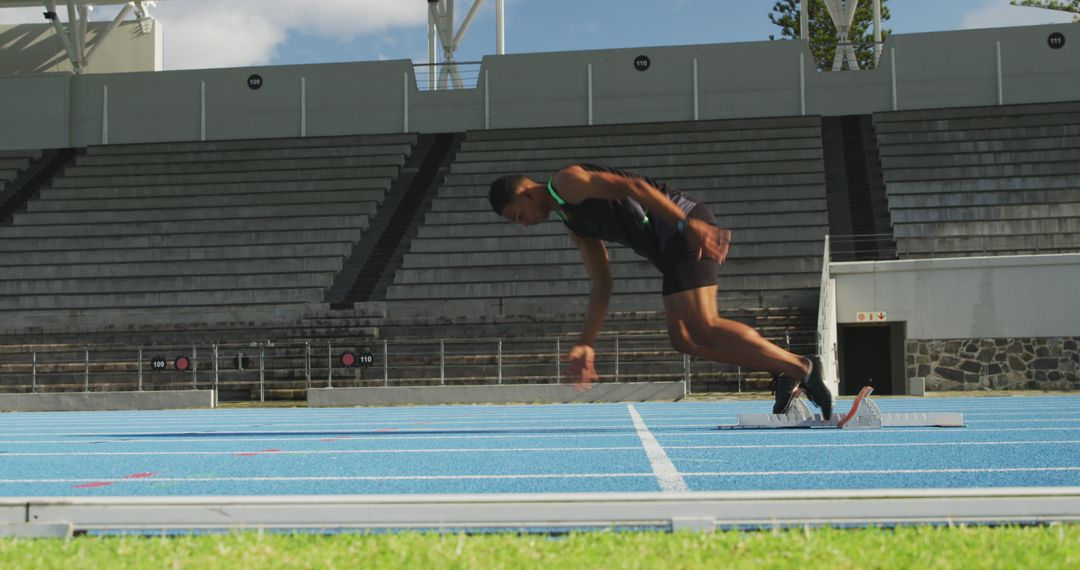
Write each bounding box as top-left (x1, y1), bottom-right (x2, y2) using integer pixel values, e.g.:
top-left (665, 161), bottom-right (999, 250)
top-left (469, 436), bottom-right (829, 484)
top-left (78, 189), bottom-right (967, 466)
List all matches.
top-left (874, 101), bottom-right (1080, 258)
top-left (0, 134), bottom-right (415, 319)
top-left (0, 149), bottom-right (39, 190)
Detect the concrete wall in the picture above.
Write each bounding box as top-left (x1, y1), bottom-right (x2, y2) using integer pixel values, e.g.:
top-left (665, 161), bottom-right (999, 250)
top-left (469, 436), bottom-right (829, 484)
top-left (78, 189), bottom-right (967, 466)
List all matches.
top-left (0, 23), bottom-right (1077, 150)
top-left (831, 254), bottom-right (1080, 339)
top-left (0, 21), bottom-right (160, 75)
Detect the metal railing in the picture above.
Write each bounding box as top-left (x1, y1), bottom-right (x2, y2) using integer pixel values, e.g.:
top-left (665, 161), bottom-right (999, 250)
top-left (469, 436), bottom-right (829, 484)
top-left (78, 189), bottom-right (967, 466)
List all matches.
top-left (0, 330), bottom-right (819, 399)
top-left (829, 233), bottom-right (898, 261)
top-left (413, 61), bottom-right (482, 91)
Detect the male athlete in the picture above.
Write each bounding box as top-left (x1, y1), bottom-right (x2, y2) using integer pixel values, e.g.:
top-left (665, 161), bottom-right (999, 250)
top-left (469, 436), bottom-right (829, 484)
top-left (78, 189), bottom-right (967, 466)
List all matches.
top-left (489, 163), bottom-right (833, 419)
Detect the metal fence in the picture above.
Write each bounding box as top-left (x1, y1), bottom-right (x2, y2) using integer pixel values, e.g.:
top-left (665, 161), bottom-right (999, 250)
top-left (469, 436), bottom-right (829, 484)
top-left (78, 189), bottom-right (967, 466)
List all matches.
top-left (0, 331), bottom-right (818, 399)
top-left (413, 61), bottom-right (482, 90)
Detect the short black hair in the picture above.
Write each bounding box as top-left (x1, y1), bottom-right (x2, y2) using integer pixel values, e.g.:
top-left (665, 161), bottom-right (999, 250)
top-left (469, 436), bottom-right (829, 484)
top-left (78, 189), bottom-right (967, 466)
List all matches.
top-left (489, 174), bottom-right (526, 216)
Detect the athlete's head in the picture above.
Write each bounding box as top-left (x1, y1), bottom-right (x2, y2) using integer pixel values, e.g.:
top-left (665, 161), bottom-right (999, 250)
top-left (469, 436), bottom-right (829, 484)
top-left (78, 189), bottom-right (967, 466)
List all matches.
top-left (489, 174), bottom-right (550, 227)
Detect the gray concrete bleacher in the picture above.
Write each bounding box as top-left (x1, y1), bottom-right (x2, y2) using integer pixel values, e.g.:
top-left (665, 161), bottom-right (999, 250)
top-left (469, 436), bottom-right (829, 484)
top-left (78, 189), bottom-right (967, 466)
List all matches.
top-left (386, 117), bottom-right (828, 313)
top-left (0, 134), bottom-right (415, 321)
top-left (874, 101), bottom-right (1080, 258)
top-left (0, 150), bottom-right (40, 191)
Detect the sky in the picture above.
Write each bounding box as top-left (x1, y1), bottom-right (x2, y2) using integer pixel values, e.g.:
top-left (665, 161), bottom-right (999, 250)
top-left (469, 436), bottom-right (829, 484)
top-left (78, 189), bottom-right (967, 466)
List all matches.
top-left (0, 0), bottom-right (1075, 71)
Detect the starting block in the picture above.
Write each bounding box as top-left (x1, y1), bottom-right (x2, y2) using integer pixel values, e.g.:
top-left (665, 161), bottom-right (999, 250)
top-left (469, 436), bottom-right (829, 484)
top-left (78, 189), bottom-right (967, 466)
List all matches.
top-left (725, 386), bottom-right (964, 429)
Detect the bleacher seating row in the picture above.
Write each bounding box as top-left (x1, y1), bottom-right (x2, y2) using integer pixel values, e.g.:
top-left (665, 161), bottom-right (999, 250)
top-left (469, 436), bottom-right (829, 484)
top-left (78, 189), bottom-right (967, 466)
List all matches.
top-left (0, 150), bottom-right (40, 190)
top-left (0, 134), bottom-right (415, 316)
top-left (874, 101), bottom-right (1080, 258)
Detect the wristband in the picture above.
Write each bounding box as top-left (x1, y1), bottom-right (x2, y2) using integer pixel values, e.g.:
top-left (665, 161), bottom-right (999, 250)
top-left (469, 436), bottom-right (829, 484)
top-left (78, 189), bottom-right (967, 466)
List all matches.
top-left (676, 219), bottom-right (687, 233)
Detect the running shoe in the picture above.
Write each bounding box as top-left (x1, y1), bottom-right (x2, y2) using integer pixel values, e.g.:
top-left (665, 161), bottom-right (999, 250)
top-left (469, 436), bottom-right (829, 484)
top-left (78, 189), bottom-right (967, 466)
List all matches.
top-left (769, 374), bottom-right (802, 415)
top-left (801, 355), bottom-right (834, 421)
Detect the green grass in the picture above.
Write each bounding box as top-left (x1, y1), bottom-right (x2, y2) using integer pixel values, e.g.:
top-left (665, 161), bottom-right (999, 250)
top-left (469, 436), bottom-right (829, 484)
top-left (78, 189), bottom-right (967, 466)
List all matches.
top-left (2, 525), bottom-right (1078, 570)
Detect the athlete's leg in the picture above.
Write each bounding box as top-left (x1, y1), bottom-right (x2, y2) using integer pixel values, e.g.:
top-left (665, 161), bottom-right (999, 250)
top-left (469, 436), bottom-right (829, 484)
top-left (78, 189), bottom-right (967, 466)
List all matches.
top-left (663, 285), bottom-right (809, 379)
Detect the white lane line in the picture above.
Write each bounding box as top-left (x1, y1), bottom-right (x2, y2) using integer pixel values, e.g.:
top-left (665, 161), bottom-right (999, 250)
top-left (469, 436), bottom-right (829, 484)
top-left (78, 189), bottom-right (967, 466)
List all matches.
top-left (1, 440), bottom-right (1079, 458)
top-left (2, 466), bottom-right (1078, 485)
top-left (628, 403), bottom-right (688, 492)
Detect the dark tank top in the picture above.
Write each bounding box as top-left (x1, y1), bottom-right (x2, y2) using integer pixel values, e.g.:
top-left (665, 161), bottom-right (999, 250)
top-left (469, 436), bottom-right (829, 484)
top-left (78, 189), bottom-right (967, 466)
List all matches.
top-left (548, 163), bottom-right (698, 268)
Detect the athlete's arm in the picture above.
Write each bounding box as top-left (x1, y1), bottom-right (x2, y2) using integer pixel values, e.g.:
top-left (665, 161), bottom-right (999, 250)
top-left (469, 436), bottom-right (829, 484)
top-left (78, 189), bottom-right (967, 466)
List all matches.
top-left (571, 231), bottom-right (612, 348)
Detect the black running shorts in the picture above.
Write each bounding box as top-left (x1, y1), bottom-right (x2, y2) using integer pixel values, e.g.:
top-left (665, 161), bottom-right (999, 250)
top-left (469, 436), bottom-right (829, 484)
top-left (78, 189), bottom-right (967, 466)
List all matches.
top-left (659, 203), bottom-right (721, 296)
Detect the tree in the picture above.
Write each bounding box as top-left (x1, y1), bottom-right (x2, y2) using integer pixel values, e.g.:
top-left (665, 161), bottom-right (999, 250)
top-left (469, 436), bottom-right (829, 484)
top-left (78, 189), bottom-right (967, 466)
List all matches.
top-left (1010, 0), bottom-right (1080, 22)
top-left (769, 0), bottom-right (891, 71)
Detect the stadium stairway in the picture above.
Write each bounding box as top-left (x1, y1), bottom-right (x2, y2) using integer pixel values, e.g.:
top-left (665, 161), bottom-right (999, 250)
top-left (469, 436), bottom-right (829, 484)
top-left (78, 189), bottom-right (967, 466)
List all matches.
top-left (874, 101), bottom-right (1080, 258)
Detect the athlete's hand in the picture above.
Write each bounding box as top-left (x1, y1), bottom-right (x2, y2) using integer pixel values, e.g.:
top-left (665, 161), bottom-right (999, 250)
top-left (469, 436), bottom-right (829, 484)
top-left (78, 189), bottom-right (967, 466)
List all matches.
top-left (685, 218), bottom-right (732, 265)
top-left (566, 344), bottom-right (598, 391)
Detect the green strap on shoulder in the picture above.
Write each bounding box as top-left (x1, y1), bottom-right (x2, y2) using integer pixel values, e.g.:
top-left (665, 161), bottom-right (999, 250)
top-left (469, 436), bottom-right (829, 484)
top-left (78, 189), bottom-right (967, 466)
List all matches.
top-left (547, 178), bottom-right (566, 206)
top-left (547, 178), bottom-right (569, 222)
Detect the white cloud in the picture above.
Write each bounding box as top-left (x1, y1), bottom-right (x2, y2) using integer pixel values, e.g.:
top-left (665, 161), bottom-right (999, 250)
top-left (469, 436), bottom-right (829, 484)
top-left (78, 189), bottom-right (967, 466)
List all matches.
top-left (0, 0), bottom-right (430, 69)
top-left (153, 0), bottom-right (428, 69)
top-left (961, 0), bottom-right (1075, 29)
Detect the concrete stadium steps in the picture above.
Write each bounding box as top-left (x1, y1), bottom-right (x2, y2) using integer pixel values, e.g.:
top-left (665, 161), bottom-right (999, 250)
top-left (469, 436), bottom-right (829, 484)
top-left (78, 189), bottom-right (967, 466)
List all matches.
top-left (26, 189), bottom-right (385, 213)
top-left (0, 133), bottom-right (415, 316)
top-left (891, 203), bottom-right (1080, 224)
top-left (454, 138), bottom-right (823, 162)
top-left (0, 257), bottom-right (344, 280)
top-left (38, 178), bottom-right (391, 200)
top-left (0, 231), bottom-right (362, 256)
top-left (884, 175), bottom-right (1080, 195)
top-left (12, 202), bottom-right (376, 226)
top-left (49, 166), bottom-right (399, 189)
top-left (0, 150), bottom-right (40, 188)
top-left (877, 135), bottom-right (1080, 157)
top-left (1, 288), bottom-right (326, 311)
top-left (449, 150), bottom-right (824, 174)
top-left (0, 272), bottom-right (335, 296)
top-left (881, 149), bottom-right (1080, 170)
top-left (63, 155), bottom-right (404, 178)
top-left (75, 144), bottom-right (414, 166)
top-left (887, 188), bottom-right (1080, 209)
top-left (873, 101), bottom-right (1080, 258)
top-left (81, 133), bottom-right (418, 155)
top-left (893, 217), bottom-right (1080, 238)
top-left (0, 216), bottom-right (370, 241)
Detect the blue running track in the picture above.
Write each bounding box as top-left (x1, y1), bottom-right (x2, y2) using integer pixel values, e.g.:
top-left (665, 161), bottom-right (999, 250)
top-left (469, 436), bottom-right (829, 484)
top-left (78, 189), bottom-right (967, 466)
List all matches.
top-left (0, 396), bottom-right (1078, 497)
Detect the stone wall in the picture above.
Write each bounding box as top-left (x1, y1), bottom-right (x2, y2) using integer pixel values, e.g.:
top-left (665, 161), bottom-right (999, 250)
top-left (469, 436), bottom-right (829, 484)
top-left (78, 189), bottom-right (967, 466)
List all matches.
top-left (906, 338), bottom-right (1079, 391)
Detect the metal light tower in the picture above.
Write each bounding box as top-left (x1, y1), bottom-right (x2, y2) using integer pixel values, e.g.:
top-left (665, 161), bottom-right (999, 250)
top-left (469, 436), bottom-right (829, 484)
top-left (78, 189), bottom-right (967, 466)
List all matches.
top-left (426, 0), bottom-right (505, 90)
top-left (819, 0), bottom-right (884, 71)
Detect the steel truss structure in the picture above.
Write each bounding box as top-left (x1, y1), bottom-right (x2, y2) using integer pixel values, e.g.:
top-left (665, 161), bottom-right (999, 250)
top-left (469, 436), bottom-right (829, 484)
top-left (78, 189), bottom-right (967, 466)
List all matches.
top-left (0, 1), bottom-right (155, 74)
